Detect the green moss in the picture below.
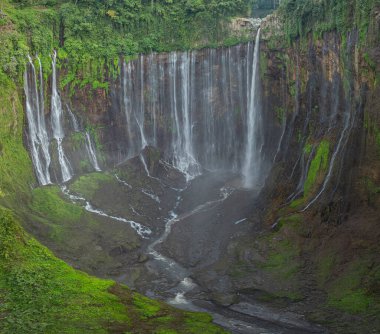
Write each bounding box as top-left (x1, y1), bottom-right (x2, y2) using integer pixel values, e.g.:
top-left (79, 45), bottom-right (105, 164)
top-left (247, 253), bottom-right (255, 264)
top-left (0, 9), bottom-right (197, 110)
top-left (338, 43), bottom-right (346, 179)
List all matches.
top-left (317, 255), bottom-right (336, 285)
top-left (132, 293), bottom-right (161, 319)
top-left (0, 206), bottom-right (129, 334)
top-left (0, 74), bottom-right (34, 206)
top-left (275, 106), bottom-right (286, 124)
top-left (184, 312), bottom-right (226, 334)
top-left (69, 172), bottom-right (114, 199)
top-left (304, 143), bottom-right (312, 155)
top-left (327, 261), bottom-right (378, 314)
top-left (30, 186), bottom-right (83, 224)
top-left (289, 197), bottom-right (304, 209)
top-left (261, 239), bottom-right (300, 280)
top-left (304, 140), bottom-right (330, 195)
top-left (330, 290), bottom-right (373, 314)
top-left (69, 132), bottom-right (86, 151)
top-left (0, 207), bottom-right (227, 333)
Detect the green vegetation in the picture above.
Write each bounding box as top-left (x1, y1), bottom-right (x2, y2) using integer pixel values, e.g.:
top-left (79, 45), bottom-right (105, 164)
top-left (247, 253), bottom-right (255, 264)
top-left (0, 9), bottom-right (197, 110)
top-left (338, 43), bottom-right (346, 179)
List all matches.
top-left (261, 238), bottom-right (300, 280)
top-left (279, 0), bottom-right (378, 43)
top-left (0, 207), bottom-right (227, 333)
top-left (303, 140), bottom-right (330, 195)
top-left (288, 140), bottom-right (330, 209)
top-left (327, 260), bottom-right (378, 314)
top-left (70, 172), bottom-right (114, 198)
top-left (0, 73), bottom-right (34, 207)
top-left (30, 186), bottom-right (83, 224)
top-left (0, 0), bottom-right (253, 90)
top-left (275, 106), bottom-right (286, 124)
top-left (317, 254), bottom-right (337, 285)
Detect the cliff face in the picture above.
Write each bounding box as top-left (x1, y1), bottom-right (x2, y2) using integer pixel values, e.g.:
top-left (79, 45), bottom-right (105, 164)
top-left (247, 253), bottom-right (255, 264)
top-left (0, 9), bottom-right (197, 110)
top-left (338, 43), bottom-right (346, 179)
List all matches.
top-left (29, 42), bottom-right (272, 182)
top-left (9, 1), bottom-right (380, 332)
top-left (214, 12), bottom-right (380, 332)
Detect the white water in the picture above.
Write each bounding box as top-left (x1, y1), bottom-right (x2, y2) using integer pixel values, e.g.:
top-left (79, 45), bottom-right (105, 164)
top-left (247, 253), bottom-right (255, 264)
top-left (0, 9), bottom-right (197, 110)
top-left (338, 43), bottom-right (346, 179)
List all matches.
top-left (122, 61), bottom-right (135, 156)
top-left (85, 132), bottom-right (101, 171)
top-left (51, 51), bottom-right (72, 182)
top-left (118, 44), bottom-right (263, 180)
top-left (302, 106), bottom-right (353, 211)
top-left (140, 154), bottom-right (150, 177)
top-left (24, 56), bottom-right (51, 185)
top-left (149, 186), bottom-right (233, 257)
top-left (242, 28), bottom-right (263, 189)
top-left (61, 186), bottom-right (151, 238)
top-left (145, 183), bottom-right (234, 310)
top-left (138, 54), bottom-right (148, 149)
top-left (142, 188), bottom-right (160, 203)
top-left (147, 53), bottom-right (158, 146)
top-left (169, 52), bottom-right (201, 181)
top-left (234, 218), bottom-right (247, 225)
top-left (67, 104), bottom-right (80, 131)
top-left (115, 174), bottom-right (132, 189)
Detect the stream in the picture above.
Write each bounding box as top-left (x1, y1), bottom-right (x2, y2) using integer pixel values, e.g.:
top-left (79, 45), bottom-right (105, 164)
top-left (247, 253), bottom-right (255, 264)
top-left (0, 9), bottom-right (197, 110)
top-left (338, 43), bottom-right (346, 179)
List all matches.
top-left (61, 168), bottom-right (327, 334)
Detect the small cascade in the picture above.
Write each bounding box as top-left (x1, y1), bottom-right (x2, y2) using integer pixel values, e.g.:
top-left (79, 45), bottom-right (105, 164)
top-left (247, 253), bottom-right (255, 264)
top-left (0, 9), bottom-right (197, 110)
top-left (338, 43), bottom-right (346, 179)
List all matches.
top-left (142, 188), bottom-right (160, 203)
top-left (85, 132), bottom-right (101, 171)
top-left (115, 174), bottom-right (132, 189)
top-left (302, 105), bottom-right (353, 211)
top-left (140, 154), bottom-right (151, 177)
top-left (61, 186), bottom-right (151, 238)
top-left (51, 51), bottom-right (72, 182)
top-left (67, 104), bottom-right (80, 131)
top-left (242, 28), bottom-right (264, 188)
top-left (24, 56), bottom-right (51, 185)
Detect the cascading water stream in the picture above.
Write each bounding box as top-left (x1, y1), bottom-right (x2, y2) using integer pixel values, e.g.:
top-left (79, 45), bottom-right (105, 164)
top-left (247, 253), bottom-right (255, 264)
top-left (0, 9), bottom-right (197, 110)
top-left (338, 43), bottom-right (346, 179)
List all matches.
top-left (242, 28), bottom-right (263, 189)
top-left (36, 57), bottom-right (52, 181)
top-left (67, 104), bottom-right (80, 132)
top-left (302, 105), bottom-right (353, 211)
top-left (170, 52), bottom-right (200, 180)
top-left (146, 182), bottom-right (234, 307)
top-left (24, 56), bottom-right (51, 185)
top-left (85, 132), bottom-right (101, 171)
top-left (51, 51), bottom-right (72, 183)
top-left (61, 186), bottom-right (151, 238)
top-left (137, 54), bottom-right (148, 149)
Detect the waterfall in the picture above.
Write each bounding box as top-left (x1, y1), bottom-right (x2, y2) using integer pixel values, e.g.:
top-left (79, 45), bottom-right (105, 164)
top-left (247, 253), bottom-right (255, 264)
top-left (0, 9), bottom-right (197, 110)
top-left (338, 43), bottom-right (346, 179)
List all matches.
top-left (122, 58), bottom-right (148, 157)
top-left (85, 132), bottom-right (101, 171)
top-left (122, 61), bottom-right (135, 156)
top-left (147, 53), bottom-right (158, 146)
top-left (242, 29), bottom-right (263, 189)
top-left (24, 56), bottom-right (51, 185)
top-left (67, 104), bottom-right (80, 131)
top-left (25, 43), bottom-right (264, 187)
top-left (169, 52), bottom-right (200, 180)
top-left (118, 44), bottom-right (254, 178)
top-left (51, 50), bottom-right (73, 183)
top-left (137, 54), bottom-right (148, 149)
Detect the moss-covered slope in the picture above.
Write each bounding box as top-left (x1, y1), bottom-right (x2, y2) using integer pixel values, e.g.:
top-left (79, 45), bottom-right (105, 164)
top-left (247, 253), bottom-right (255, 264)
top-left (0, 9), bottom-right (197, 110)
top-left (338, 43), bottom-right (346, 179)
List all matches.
top-left (0, 206), bottom-right (227, 333)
